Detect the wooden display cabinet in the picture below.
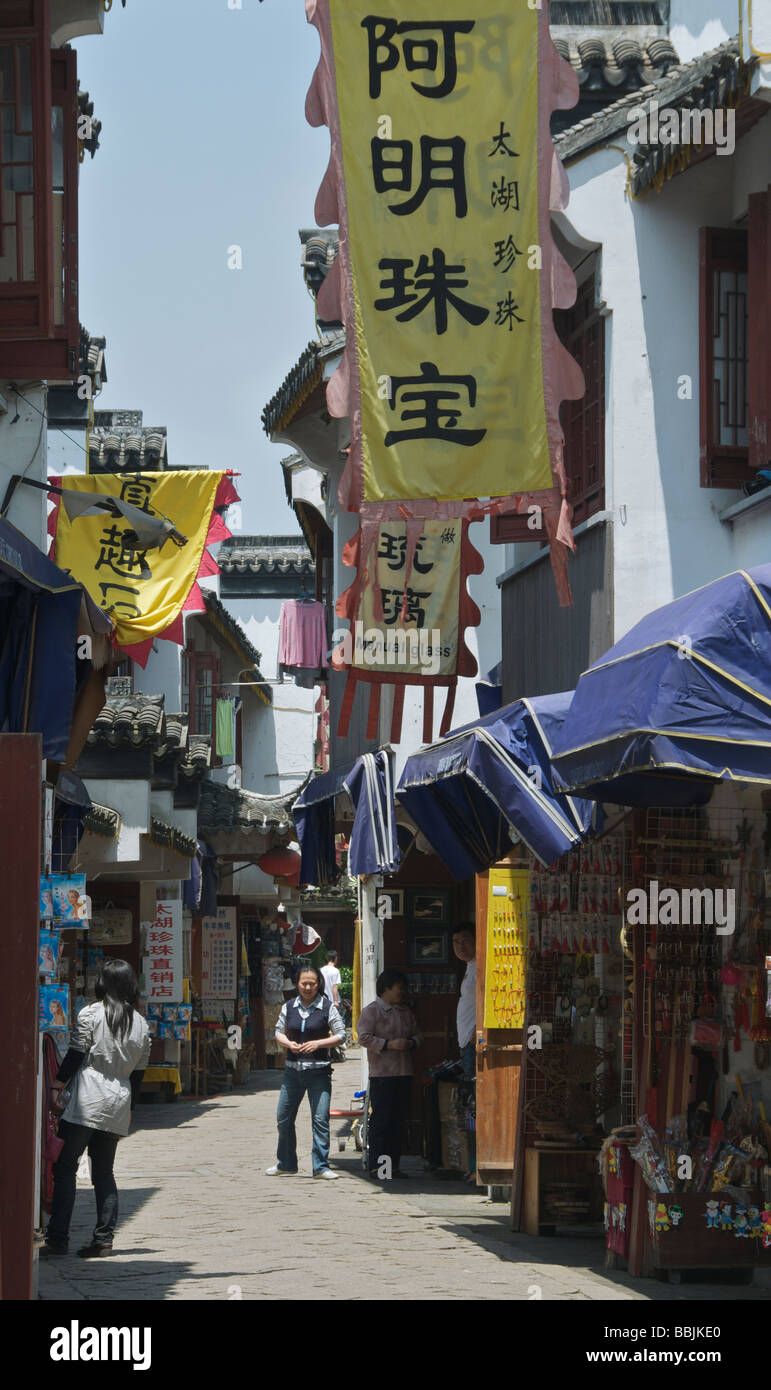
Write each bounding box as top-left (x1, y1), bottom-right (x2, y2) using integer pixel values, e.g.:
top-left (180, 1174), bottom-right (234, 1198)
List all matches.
top-left (523, 1147), bottom-right (604, 1236)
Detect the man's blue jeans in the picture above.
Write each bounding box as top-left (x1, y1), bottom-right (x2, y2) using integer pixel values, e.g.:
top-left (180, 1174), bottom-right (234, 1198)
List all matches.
top-left (276, 1066), bottom-right (332, 1175)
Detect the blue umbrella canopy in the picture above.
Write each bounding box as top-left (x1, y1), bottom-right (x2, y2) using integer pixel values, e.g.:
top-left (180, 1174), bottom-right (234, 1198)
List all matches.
top-left (396, 693), bottom-right (599, 879)
top-left (551, 566), bottom-right (771, 805)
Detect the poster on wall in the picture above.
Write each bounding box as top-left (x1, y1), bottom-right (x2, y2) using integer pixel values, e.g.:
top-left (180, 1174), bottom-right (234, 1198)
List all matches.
top-left (144, 900), bottom-right (183, 1003)
top-left (39, 983), bottom-right (69, 1048)
top-left (51, 874), bottom-right (89, 927)
top-left (202, 907), bottom-right (238, 1001)
top-left (89, 910), bottom-right (133, 945)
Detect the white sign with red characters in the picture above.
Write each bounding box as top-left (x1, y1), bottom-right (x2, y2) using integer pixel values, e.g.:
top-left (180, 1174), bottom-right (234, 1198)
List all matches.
top-left (201, 907), bottom-right (237, 1001)
top-left (145, 900), bottom-right (183, 1003)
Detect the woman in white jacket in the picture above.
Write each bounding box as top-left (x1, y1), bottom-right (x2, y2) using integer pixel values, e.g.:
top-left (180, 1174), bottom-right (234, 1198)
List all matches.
top-left (42, 960), bottom-right (150, 1259)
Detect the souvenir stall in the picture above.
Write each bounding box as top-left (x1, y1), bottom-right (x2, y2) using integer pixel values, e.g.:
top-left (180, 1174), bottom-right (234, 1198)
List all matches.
top-left (397, 694), bottom-right (603, 1190)
top-left (549, 566), bottom-right (771, 1278)
top-left (519, 829), bottom-right (627, 1234)
top-left (603, 795), bottom-right (771, 1278)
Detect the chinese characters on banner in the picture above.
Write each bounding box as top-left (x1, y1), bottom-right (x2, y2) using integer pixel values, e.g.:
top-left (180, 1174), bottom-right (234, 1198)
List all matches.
top-left (334, 518), bottom-right (481, 740)
top-left (201, 907), bottom-right (238, 1003)
top-left (49, 470), bottom-right (240, 664)
top-left (145, 900), bottom-right (183, 1003)
top-left (305, 2), bottom-right (583, 738)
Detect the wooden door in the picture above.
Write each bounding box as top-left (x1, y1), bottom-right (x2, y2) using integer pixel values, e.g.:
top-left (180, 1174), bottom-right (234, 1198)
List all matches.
top-left (474, 867), bottom-right (526, 1187)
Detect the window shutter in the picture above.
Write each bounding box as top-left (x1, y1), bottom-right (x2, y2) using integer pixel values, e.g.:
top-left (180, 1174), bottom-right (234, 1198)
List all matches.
top-left (699, 227), bottom-right (753, 488)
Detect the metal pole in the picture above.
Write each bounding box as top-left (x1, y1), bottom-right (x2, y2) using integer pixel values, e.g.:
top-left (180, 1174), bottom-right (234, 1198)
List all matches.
top-left (358, 874), bottom-right (384, 1094)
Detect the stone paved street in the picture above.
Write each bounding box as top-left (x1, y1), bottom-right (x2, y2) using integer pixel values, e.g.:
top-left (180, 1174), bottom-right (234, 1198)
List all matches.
top-left (37, 1061), bottom-right (771, 1302)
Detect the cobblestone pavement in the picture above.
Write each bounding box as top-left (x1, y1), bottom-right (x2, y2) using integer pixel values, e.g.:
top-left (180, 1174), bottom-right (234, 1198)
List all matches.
top-left (37, 1061), bottom-right (771, 1302)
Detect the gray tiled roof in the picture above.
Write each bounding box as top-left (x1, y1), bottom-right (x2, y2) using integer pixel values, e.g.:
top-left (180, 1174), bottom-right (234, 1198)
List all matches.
top-left (261, 331), bottom-right (345, 438)
top-left (218, 536), bottom-right (314, 577)
top-left (147, 817), bottom-right (197, 859)
top-left (553, 39), bottom-right (755, 193)
top-left (552, 32), bottom-right (678, 90)
top-left (87, 693), bottom-right (209, 779)
top-left (551, 1), bottom-right (667, 24)
top-left (88, 694), bottom-right (165, 747)
top-left (299, 229), bottom-right (339, 298)
top-left (178, 735), bottom-right (212, 780)
top-left (79, 328), bottom-right (107, 385)
top-left (198, 781), bottom-right (300, 836)
top-left (88, 423), bottom-right (167, 472)
top-left (83, 803), bottom-right (121, 838)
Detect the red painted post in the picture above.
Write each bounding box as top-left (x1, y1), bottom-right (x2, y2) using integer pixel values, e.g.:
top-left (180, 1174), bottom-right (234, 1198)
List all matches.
top-left (0, 735), bottom-right (41, 1300)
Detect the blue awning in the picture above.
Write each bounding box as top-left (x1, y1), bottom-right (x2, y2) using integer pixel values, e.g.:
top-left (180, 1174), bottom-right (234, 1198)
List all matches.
top-left (396, 693), bottom-right (600, 878)
top-left (551, 565), bottom-right (771, 805)
top-left (0, 518), bottom-right (83, 761)
top-left (293, 749), bottom-right (400, 886)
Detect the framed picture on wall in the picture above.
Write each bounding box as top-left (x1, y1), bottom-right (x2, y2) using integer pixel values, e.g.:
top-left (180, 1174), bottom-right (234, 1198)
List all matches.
top-left (407, 932), bottom-right (448, 965)
top-left (407, 889), bottom-right (450, 926)
top-left (375, 888), bottom-right (404, 919)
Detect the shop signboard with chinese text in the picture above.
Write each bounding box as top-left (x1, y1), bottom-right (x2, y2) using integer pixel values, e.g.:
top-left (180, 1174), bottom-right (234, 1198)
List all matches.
top-left (145, 900), bottom-right (183, 1004)
top-left (202, 907), bottom-right (238, 1002)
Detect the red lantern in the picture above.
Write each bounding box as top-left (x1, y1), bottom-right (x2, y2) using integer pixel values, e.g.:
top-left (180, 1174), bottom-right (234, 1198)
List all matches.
top-left (258, 848), bottom-right (302, 886)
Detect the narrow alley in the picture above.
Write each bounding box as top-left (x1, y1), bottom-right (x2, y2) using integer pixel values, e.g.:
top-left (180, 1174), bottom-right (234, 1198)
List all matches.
top-left (37, 1062), bottom-right (770, 1304)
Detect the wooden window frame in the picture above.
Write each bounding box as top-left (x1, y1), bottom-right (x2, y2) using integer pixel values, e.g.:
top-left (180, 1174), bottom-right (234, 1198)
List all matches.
top-left (748, 190), bottom-right (771, 473)
top-left (491, 271), bottom-right (605, 543)
top-left (699, 227), bottom-right (754, 489)
top-left (182, 648), bottom-right (221, 762)
top-left (0, 2), bottom-right (80, 378)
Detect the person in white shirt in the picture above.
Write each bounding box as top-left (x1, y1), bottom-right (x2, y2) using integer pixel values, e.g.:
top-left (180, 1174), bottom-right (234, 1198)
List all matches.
top-left (321, 951), bottom-right (341, 1008)
top-left (452, 925), bottom-right (477, 1078)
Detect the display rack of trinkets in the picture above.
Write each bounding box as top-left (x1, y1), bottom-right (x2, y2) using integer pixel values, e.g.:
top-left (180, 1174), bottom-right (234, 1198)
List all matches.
top-left (523, 827), bottom-right (628, 1155)
top-left (623, 803), bottom-right (771, 1274)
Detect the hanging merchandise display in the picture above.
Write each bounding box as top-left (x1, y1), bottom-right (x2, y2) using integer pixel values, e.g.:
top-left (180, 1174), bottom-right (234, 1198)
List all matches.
top-left (514, 826), bottom-right (625, 1234)
top-left (278, 597), bottom-right (327, 686)
top-left (484, 867), bottom-right (529, 1029)
top-left (596, 801), bottom-right (771, 1277)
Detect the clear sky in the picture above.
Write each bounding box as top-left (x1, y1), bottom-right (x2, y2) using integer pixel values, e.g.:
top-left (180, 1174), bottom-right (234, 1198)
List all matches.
top-left (75, 0), bottom-right (329, 534)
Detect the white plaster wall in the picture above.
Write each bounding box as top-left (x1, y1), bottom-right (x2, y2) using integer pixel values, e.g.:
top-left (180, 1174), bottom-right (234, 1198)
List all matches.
top-left (0, 383), bottom-right (48, 549)
top-left (561, 124), bottom-right (770, 646)
top-left (133, 639), bottom-right (183, 711)
top-left (82, 777), bottom-right (150, 862)
top-left (46, 424), bottom-right (88, 479)
top-left (227, 597), bottom-right (316, 794)
top-left (669, 0), bottom-right (737, 62)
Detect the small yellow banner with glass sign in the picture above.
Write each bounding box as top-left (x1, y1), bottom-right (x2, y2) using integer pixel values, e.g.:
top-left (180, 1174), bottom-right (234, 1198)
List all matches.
top-left (484, 866), bottom-right (529, 1030)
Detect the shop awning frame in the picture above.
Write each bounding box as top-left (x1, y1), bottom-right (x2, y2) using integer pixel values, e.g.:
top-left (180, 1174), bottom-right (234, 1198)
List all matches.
top-left (552, 565), bottom-right (771, 806)
top-left (293, 748), bottom-right (400, 886)
top-left (396, 694), bottom-right (600, 878)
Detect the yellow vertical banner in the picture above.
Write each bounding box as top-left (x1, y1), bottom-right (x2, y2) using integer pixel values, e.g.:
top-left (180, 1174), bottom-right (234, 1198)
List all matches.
top-left (484, 866), bottom-right (529, 1029)
top-left (326, 1), bottom-right (549, 504)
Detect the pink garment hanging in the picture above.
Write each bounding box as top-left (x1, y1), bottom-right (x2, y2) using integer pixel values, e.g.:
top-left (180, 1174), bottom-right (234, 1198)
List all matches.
top-left (278, 599), bottom-right (327, 669)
